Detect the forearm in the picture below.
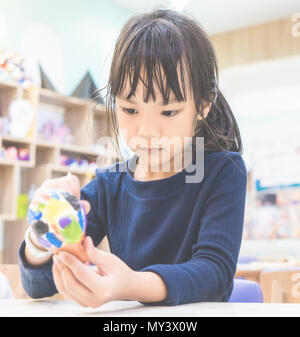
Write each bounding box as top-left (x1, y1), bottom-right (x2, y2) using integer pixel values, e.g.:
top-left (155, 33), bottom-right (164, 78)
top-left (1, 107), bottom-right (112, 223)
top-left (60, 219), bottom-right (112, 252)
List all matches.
top-left (128, 271), bottom-right (168, 303)
top-left (18, 240), bottom-right (58, 299)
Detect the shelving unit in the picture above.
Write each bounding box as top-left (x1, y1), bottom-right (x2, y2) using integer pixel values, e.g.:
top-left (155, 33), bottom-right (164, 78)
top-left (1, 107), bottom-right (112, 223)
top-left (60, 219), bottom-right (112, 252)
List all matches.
top-left (0, 79), bottom-right (115, 263)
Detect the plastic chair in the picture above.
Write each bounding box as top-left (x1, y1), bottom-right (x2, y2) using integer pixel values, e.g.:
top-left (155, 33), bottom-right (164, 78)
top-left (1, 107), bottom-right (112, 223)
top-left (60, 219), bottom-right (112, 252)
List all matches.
top-left (237, 256), bottom-right (258, 264)
top-left (229, 278), bottom-right (264, 303)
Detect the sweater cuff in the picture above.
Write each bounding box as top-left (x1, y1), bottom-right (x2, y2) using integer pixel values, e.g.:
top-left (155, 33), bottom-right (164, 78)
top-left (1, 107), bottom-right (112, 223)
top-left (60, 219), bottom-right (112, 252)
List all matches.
top-left (139, 264), bottom-right (187, 306)
top-left (18, 240), bottom-right (57, 298)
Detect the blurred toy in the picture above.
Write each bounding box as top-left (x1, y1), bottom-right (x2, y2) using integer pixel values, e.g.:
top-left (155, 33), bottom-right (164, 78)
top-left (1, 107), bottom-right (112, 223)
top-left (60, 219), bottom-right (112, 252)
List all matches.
top-left (5, 146), bottom-right (18, 160)
top-left (0, 49), bottom-right (33, 88)
top-left (17, 194), bottom-right (29, 220)
top-left (9, 99), bottom-right (34, 138)
top-left (60, 154), bottom-right (96, 172)
top-left (18, 148), bottom-right (30, 161)
top-left (27, 188), bottom-right (88, 263)
top-left (40, 120), bottom-right (55, 141)
top-left (56, 124), bottom-right (73, 144)
top-left (39, 121), bottom-right (73, 144)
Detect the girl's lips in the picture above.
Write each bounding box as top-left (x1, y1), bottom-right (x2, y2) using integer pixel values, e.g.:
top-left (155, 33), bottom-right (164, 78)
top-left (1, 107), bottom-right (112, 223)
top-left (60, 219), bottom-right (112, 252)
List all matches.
top-left (140, 148), bottom-right (163, 152)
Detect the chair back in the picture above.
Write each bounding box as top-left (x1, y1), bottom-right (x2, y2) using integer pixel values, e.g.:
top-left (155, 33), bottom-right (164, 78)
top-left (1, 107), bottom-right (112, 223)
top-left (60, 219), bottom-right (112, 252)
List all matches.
top-left (229, 278), bottom-right (264, 303)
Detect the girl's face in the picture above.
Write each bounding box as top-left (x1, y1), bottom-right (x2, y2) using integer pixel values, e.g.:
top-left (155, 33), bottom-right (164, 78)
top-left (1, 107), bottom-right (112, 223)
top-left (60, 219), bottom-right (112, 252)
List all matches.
top-left (115, 68), bottom-right (211, 172)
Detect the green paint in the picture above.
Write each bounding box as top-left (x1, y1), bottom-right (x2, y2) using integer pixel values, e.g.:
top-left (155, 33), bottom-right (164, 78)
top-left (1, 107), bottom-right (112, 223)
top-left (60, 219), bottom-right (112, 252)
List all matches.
top-left (57, 215), bottom-right (82, 244)
top-left (37, 203), bottom-right (46, 211)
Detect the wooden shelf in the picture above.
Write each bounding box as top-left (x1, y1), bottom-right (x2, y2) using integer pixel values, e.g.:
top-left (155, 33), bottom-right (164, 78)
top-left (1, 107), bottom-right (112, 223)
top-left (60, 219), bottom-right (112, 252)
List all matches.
top-left (1, 135), bottom-right (33, 145)
top-left (0, 79), bottom-right (20, 90)
top-left (0, 159), bottom-right (34, 168)
top-left (0, 78), bottom-right (115, 263)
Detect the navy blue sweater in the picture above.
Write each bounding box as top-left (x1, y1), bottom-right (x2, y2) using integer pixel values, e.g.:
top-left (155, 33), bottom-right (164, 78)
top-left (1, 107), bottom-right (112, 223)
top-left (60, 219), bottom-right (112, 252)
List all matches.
top-left (18, 150), bottom-right (247, 306)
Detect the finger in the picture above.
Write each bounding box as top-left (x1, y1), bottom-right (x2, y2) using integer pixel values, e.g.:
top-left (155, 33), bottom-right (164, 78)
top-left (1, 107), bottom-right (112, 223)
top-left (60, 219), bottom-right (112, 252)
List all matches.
top-left (53, 260), bottom-right (88, 307)
top-left (57, 251), bottom-right (102, 291)
top-left (42, 175), bottom-right (80, 199)
top-left (53, 256), bottom-right (91, 307)
top-left (52, 257), bottom-right (68, 296)
top-left (80, 200), bottom-right (91, 215)
top-left (84, 236), bottom-right (112, 269)
top-left (30, 195), bottom-right (50, 206)
top-left (65, 174), bottom-right (81, 199)
top-left (30, 188), bottom-right (51, 205)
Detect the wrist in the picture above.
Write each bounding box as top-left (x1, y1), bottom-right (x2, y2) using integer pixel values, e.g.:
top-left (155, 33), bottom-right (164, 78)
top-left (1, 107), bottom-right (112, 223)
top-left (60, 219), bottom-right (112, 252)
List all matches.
top-left (24, 227), bottom-right (52, 263)
top-left (126, 270), bottom-right (167, 303)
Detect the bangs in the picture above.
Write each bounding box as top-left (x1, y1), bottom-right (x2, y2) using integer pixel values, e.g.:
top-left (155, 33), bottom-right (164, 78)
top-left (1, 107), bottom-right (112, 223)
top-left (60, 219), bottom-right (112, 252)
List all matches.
top-left (111, 20), bottom-right (191, 105)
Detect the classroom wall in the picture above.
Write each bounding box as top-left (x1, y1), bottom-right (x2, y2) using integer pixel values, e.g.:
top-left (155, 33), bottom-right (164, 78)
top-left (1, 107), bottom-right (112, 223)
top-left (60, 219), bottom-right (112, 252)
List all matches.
top-left (0, 0), bottom-right (131, 95)
top-left (211, 16), bottom-right (300, 258)
top-left (211, 16), bottom-right (300, 68)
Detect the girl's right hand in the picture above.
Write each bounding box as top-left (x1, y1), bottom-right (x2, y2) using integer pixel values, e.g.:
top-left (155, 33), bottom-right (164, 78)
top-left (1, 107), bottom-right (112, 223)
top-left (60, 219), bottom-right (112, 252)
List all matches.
top-left (28, 174), bottom-right (91, 251)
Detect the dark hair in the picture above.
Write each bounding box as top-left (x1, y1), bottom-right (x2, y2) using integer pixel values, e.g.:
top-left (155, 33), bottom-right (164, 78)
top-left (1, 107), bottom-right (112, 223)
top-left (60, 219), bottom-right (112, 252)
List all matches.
top-left (92, 8), bottom-right (243, 160)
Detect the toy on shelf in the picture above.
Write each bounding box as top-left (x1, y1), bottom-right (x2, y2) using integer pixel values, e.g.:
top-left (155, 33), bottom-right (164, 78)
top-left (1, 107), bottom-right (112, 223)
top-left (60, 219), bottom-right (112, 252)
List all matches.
top-left (38, 103), bottom-right (74, 144)
top-left (18, 148), bottom-right (30, 161)
top-left (3, 146), bottom-right (18, 160)
top-left (60, 154), bottom-right (96, 173)
top-left (17, 194), bottom-right (29, 220)
top-left (0, 49), bottom-right (33, 88)
top-left (39, 121), bottom-right (73, 144)
top-left (27, 188), bottom-right (88, 263)
top-left (0, 145), bottom-right (30, 162)
top-left (8, 99), bottom-right (34, 138)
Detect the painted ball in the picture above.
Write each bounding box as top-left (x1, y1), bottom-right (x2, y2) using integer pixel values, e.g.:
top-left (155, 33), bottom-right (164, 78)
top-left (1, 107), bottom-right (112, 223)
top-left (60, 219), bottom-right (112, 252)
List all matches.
top-left (27, 188), bottom-right (87, 251)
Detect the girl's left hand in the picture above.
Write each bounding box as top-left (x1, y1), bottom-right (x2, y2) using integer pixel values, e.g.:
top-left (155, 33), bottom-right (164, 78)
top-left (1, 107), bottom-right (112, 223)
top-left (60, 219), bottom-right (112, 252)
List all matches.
top-left (52, 236), bottom-right (136, 308)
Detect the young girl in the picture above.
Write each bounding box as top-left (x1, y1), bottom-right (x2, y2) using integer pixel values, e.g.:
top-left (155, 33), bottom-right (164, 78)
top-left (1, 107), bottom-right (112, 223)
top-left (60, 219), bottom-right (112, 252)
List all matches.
top-left (18, 9), bottom-right (247, 308)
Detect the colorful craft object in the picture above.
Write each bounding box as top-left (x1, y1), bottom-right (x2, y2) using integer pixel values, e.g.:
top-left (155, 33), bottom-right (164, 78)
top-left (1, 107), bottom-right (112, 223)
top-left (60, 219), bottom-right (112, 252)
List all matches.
top-left (27, 189), bottom-right (88, 262)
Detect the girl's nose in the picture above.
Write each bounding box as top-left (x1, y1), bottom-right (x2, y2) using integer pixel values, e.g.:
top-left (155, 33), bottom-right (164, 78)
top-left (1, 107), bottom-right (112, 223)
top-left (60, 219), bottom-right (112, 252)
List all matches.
top-left (136, 120), bottom-right (160, 141)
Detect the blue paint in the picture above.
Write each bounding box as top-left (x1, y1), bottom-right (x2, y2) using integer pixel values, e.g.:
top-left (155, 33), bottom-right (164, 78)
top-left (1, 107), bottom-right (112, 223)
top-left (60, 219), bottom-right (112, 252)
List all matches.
top-left (46, 232), bottom-right (63, 248)
top-left (27, 208), bottom-right (36, 225)
top-left (49, 189), bottom-right (60, 200)
top-left (77, 210), bottom-right (84, 231)
top-left (34, 211), bottom-right (43, 221)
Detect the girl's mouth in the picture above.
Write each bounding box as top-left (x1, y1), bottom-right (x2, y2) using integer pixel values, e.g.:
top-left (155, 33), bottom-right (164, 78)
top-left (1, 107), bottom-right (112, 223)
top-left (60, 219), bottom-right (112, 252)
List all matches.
top-left (140, 147), bottom-right (163, 153)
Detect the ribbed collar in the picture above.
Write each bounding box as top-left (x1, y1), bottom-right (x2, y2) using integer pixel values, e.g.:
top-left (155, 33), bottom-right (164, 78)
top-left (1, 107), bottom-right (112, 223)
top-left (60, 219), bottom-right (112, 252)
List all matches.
top-left (122, 149), bottom-right (208, 198)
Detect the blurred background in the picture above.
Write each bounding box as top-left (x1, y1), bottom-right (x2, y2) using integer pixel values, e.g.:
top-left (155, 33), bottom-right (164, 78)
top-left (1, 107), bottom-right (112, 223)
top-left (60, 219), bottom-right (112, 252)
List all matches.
top-left (0, 0), bottom-right (300, 265)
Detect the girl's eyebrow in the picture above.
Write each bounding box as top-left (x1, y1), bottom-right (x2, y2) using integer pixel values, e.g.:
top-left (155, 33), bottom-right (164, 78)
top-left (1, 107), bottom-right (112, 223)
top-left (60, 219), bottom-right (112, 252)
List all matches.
top-left (118, 95), bottom-right (182, 105)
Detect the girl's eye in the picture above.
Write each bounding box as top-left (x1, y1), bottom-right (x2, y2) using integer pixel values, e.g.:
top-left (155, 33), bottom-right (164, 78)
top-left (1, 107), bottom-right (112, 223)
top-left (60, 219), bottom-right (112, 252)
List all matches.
top-left (162, 110), bottom-right (179, 117)
top-left (121, 108), bottom-right (138, 115)
top-left (120, 107), bottom-right (180, 117)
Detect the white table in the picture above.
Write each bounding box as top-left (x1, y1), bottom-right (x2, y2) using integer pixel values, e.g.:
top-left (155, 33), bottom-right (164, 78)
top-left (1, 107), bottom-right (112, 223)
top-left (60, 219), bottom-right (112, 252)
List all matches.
top-left (0, 299), bottom-right (300, 317)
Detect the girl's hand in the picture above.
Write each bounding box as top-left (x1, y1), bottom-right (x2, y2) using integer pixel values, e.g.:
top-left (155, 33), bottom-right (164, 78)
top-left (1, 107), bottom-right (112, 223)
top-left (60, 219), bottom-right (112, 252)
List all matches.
top-left (52, 236), bottom-right (137, 308)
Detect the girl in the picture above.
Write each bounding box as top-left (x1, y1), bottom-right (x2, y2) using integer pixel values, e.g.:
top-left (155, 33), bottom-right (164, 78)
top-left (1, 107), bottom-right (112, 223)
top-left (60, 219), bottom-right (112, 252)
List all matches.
top-left (18, 9), bottom-right (247, 307)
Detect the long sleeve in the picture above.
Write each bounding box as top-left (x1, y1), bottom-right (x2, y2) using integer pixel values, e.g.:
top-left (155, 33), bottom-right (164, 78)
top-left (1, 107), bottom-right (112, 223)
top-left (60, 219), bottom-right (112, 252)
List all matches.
top-left (18, 176), bottom-right (106, 299)
top-left (138, 154), bottom-right (247, 306)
